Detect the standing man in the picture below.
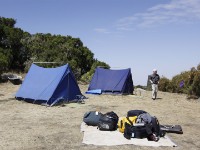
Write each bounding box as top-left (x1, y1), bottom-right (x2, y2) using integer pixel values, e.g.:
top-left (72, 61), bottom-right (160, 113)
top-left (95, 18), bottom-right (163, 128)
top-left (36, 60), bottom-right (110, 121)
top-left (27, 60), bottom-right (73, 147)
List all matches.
top-left (149, 69), bottom-right (160, 100)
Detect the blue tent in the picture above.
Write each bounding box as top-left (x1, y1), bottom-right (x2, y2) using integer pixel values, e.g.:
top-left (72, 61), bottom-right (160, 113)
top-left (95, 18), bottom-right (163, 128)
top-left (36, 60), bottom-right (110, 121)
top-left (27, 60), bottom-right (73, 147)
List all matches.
top-left (87, 67), bottom-right (134, 94)
top-left (15, 64), bottom-right (82, 106)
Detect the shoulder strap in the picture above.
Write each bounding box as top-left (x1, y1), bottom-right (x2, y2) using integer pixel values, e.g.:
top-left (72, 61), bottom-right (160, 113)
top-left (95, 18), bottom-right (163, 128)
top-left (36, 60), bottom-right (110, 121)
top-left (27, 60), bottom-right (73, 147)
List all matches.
top-left (126, 117), bottom-right (133, 126)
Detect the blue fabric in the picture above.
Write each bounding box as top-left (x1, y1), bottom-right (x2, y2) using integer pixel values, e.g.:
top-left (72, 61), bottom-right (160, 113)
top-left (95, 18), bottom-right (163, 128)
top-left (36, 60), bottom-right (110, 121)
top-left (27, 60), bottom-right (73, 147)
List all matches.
top-left (85, 89), bottom-right (102, 95)
top-left (15, 64), bottom-right (82, 106)
top-left (88, 68), bottom-right (134, 94)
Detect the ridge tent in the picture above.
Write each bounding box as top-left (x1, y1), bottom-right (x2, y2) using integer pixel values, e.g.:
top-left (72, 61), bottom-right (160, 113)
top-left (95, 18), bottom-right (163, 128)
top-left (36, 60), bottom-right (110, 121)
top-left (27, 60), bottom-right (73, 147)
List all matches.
top-left (15, 64), bottom-right (82, 106)
top-left (87, 67), bottom-right (134, 94)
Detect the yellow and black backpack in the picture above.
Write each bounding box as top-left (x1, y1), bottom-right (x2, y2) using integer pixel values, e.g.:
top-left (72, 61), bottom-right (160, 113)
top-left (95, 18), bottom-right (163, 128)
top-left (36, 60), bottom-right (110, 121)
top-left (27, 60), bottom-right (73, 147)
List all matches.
top-left (118, 116), bottom-right (137, 133)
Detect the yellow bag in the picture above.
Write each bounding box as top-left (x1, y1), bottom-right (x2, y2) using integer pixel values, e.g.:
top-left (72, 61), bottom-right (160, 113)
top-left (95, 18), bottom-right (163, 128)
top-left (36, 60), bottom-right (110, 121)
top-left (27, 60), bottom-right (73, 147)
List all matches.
top-left (118, 116), bottom-right (137, 133)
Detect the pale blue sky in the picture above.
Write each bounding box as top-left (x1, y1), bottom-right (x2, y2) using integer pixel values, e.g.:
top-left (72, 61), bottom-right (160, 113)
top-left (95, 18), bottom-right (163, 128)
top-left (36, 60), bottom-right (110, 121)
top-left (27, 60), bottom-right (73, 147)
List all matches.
top-left (1, 0), bottom-right (200, 85)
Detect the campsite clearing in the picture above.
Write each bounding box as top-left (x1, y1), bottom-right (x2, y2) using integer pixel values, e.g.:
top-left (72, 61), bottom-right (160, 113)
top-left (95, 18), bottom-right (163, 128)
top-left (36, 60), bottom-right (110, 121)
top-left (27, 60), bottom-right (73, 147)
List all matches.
top-left (0, 82), bottom-right (200, 150)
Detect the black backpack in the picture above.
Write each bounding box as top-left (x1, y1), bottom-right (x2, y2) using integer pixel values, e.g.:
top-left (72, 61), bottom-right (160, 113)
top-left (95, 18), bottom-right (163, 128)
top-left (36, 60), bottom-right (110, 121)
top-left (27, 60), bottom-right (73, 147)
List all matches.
top-left (127, 110), bottom-right (147, 117)
top-left (151, 116), bottom-right (161, 137)
top-left (83, 111), bottom-right (103, 126)
top-left (97, 111), bottom-right (119, 131)
top-left (124, 110), bottom-right (161, 140)
top-left (124, 123), bottom-right (148, 139)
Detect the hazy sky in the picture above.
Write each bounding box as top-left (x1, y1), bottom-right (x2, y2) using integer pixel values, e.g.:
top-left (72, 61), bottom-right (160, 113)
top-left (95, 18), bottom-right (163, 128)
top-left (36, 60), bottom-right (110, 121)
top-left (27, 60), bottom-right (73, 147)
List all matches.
top-left (1, 0), bottom-right (200, 85)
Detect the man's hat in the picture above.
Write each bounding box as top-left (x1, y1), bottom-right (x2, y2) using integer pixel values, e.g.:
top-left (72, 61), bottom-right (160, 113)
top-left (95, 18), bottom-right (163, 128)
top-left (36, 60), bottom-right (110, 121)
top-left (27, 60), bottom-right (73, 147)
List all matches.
top-left (153, 69), bottom-right (157, 72)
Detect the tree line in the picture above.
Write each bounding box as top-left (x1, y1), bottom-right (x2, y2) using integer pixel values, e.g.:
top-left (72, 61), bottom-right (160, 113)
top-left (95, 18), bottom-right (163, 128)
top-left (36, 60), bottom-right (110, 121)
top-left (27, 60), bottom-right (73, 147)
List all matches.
top-left (143, 65), bottom-right (200, 98)
top-left (1, 16), bottom-right (199, 98)
top-left (158, 65), bottom-right (200, 98)
top-left (0, 16), bottom-right (109, 82)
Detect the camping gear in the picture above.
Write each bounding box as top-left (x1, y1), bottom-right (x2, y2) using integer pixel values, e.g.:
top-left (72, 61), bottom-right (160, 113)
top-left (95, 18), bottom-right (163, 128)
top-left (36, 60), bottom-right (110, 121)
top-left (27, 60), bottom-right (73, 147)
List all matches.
top-left (124, 116), bottom-right (161, 141)
top-left (128, 110), bottom-right (161, 137)
top-left (1, 73), bottom-right (22, 85)
top-left (80, 122), bottom-right (177, 149)
top-left (136, 114), bottom-right (161, 138)
top-left (123, 110), bottom-right (161, 141)
top-left (98, 111), bottom-right (119, 131)
top-left (85, 89), bottom-right (102, 95)
top-left (15, 64), bottom-right (82, 106)
top-left (83, 111), bottom-right (103, 126)
top-left (136, 113), bottom-right (152, 124)
top-left (151, 117), bottom-right (161, 137)
top-left (87, 67), bottom-right (134, 94)
top-left (124, 123), bottom-right (148, 139)
top-left (118, 116), bottom-right (137, 133)
top-left (8, 75), bottom-right (22, 85)
top-left (81, 122), bottom-right (177, 147)
top-left (127, 110), bottom-right (147, 117)
top-left (160, 125), bottom-right (183, 134)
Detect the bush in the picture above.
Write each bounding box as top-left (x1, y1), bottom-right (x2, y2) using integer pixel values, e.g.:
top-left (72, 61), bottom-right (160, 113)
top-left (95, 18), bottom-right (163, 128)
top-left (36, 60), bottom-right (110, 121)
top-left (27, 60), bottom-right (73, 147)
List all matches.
top-left (159, 66), bottom-right (200, 98)
top-left (135, 85), bottom-right (147, 90)
top-left (171, 72), bottom-right (187, 93)
top-left (197, 63), bottom-right (200, 71)
top-left (80, 60), bottom-right (110, 83)
top-left (159, 77), bottom-right (172, 92)
top-left (191, 71), bottom-right (200, 97)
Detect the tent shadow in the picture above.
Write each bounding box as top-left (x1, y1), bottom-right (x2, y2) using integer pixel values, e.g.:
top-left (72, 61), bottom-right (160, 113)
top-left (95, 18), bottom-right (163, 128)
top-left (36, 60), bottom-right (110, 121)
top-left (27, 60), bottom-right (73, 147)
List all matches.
top-left (56, 97), bottom-right (87, 107)
top-left (0, 99), bottom-right (15, 103)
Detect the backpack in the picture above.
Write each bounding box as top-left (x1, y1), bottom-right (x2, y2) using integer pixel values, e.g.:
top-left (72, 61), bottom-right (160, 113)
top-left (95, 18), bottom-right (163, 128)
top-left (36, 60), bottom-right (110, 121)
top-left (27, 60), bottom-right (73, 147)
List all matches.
top-left (127, 110), bottom-right (147, 117)
top-left (83, 111), bottom-right (103, 126)
top-left (118, 116), bottom-right (137, 133)
top-left (124, 110), bottom-right (161, 140)
top-left (124, 123), bottom-right (148, 139)
top-left (97, 111), bottom-right (119, 131)
top-left (150, 116), bottom-right (161, 137)
top-left (136, 113), bottom-right (152, 124)
top-left (136, 113), bottom-right (161, 137)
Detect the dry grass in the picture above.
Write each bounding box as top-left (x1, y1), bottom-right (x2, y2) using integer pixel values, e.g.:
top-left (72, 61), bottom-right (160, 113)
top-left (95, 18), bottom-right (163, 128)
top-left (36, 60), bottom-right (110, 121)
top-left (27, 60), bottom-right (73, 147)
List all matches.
top-left (0, 82), bottom-right (200, 150)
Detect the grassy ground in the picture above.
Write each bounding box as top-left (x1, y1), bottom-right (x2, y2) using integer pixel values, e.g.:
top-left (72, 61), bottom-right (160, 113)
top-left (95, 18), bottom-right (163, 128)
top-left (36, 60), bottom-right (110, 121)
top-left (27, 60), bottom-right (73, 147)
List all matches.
top-left (0, 82), bottom-right (200, 150)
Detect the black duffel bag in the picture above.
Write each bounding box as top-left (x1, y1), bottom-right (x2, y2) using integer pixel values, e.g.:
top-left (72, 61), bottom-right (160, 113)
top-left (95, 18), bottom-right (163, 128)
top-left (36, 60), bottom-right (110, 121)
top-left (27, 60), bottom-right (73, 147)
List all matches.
top-left (124, 123), bottom-right (148, 139)
top-left (97, 111), bottom-right (119, 131)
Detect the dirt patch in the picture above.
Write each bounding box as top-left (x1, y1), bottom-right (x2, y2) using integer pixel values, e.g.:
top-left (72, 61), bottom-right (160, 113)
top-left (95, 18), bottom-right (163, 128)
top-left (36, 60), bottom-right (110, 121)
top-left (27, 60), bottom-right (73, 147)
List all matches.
top-left (0, 82), bottom-right (200, 150)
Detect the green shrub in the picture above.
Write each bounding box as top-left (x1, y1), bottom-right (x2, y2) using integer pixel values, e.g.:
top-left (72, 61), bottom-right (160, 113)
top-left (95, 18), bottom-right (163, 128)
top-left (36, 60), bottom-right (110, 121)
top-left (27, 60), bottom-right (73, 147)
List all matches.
top-left (80, 60), bottom-right (110, 83)
top-left (159, 66), bottom-right (200, 98)
top-left (159, 77), bottom-right (172, 92)
top-left (191, 71), bottom-right (200, 97)
top-left (197, 63), bottom-right (200, 71)
top-left (135, 85), bottom-right (147, 90)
